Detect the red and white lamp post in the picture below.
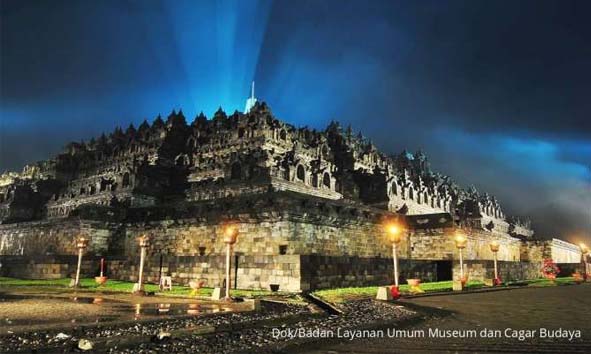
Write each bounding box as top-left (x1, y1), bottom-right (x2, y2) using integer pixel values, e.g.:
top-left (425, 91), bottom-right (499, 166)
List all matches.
top-left (72, 236), bottom-right (89, 288)
top-left (454, 231), bottom-right (468, 286)
top-left (133, 234), bottom-right (150, 295)
top-left (385, 221), bottom-right (403, 299)
top-left (580, 243), bottom-right (589, 282)
top-left (95, 257), bottom-right (108, 286)
top-left (222, 225), bottom-right (239, 301)
top-left (490, 240), bottom-right (501, 286)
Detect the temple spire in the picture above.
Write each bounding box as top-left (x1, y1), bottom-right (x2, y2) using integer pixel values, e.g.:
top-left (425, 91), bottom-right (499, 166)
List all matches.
top-left (244, 81), bottom-right (257, 113)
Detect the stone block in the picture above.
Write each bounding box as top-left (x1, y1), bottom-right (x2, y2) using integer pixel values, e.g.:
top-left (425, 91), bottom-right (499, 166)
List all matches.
top-left (211, 287), bottom-right (223, 300)
top-left (452, 280), bottom-right (463, 291)
top-left (376, 286), bottom-right (393, 301)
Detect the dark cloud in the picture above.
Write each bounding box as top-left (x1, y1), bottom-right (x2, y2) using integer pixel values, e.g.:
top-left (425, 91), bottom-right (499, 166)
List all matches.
top-left (1, 0), bottom-right (589, 241)
top-left (259, 0), bottom-right (591, 137)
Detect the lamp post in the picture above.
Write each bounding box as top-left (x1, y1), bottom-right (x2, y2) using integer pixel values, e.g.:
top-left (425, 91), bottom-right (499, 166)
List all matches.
top-left (72, 236), bottom-right (89, 288)
top-left (95, 257), bottom-right (108, 286)
top-left (133, 234), bottom-right (150, 295)
top-left (580, 243), bottom-right (589, 281)
top-left (454, 231), bottom-right (468, 284)
top-left (490, 240), bottom-right (500, 285)
top-left (222, 225), bottom-right (239, 301)
top-left (385, 222), bottom-right (403, 288)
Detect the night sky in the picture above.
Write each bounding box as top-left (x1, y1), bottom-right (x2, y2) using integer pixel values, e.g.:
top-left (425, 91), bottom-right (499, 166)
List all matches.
top-left (1, 0), bottom-right (590, 243)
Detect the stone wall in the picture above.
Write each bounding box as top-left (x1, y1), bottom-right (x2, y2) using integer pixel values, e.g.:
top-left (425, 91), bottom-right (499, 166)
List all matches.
top-left (187, 179), bottom-right (272, 202)
top-left (106, 254), bottom-right (302, 292)
top-left (520, 240), bottom-right (548, 262)
top-left (388, 194), bottom-right (450, 216)
top-left (555, 262), bottom-right (585, 277)
top-left (119, 218), bottom-right (390, 260)
top-left (549, 238), bottom-right (582, 263)
top-left (522, 239), bottom-right (582, 264)
top-left (300, 256), bottom-right (449, 290)
top-left (0, 255), bottom-right (101, 279)
top-left (400, 260), bottom-right (440, 282)
top-left (0, 218), bottom-right (121, 256)
top-left (0, 215), bottom-right (539, 292)
top-left (452, 260), bottom-right (541, 282)
top-left (270, 178), bottom-right (342, 200)
top-left (300, 255), bottom-right (392, 290)
top-left (0, 192), bottom-right (569, 291)
top-left (409, 228), bottom-right (522, 262)
top-left (0, 193), bottom-right (396, 291)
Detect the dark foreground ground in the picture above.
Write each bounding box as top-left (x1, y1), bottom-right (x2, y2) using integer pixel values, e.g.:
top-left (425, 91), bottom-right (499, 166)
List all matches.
top-left (0, 293), bottom-right (415, 353)
top-left (1, 283), bottom-right (589, 353)
top-left (290, 283), bottom-right (591, 354)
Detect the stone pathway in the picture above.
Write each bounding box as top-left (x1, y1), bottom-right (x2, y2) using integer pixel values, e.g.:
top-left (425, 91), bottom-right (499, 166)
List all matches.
top-left (290, 284), bottom-right (591, 354)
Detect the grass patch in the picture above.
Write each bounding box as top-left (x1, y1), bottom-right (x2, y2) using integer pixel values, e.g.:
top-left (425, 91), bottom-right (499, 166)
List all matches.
top-left (313, 280), bottom-right (485, 304)
top-left (0, 277), bottom-right (271, 298)
top-left (507, 277), bottom-right (577, 287)
top-left (314, 277), bottom-right (581, 304)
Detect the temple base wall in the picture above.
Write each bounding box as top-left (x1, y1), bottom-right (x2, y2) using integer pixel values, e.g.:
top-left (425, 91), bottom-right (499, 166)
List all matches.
top-left (106, 254), bottom-right (302, 292)
top-left (0, 219), bottom-right (121, 256)
top-left (452, 260), bottom-right (541, 282)
top-left (0, 255), bottom-right (99, 279)
top-left (0, 196), bottom-right (583, 292)
top-left (3, 255), bottom-right (570, 292)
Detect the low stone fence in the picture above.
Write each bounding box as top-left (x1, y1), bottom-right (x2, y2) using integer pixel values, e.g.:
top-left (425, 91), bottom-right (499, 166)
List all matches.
top-left (107, 254), bottom-right (302, 292)
top-left (0, 254), bottom-right (301, 292)
top-left (0, 255), bottom-right (102, 279)
top-left (300, 256), bottom-right (445, 290)
top-left (556, 262), bottom-right (585, 277)
top-left (451, 260), bottom-right (587, 282)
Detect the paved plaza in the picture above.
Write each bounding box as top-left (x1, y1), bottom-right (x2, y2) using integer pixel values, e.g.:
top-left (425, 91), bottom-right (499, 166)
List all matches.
top-left (292, 284), bottom-right (591, 354)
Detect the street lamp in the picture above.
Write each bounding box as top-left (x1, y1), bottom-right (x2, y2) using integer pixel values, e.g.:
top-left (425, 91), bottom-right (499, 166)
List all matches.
top-left (580, 243), bottom-right (589, 281)
top-left (133, 234), bottom-right (150, 295)
top-left (72, 236), bottom-right (89, 288)
top-left (490, 240), bottom-right (500, 285)
top-left (222, 225), bottom-right (239, 301)
top-left (454, 231), bottom-right (468, 283)
top-left (385, 221), bottom-right (404, 288)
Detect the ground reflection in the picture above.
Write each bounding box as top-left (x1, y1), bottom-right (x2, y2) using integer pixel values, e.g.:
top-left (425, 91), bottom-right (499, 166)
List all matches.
top-left (128, 301), bottom-right (232, 319)
top-left (0, 293), bottom-right (243, 332)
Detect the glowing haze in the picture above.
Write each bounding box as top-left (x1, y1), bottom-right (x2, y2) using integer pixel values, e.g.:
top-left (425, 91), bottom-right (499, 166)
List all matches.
top-left (1, 0), bottom-right (589, 243)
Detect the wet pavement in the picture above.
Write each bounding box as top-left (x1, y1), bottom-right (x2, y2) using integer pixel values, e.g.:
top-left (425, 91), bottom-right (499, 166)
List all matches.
top-left (290, 283), bottom-right (591, 353)
top-left (0, 297), bottom-right (313, 353)
top-left (0, 293), bottom-right (414, 353)
top-left (0, 290), bottom-right (248, 334)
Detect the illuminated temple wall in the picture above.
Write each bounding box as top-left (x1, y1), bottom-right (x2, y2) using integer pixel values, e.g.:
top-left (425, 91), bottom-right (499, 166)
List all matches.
top-left (0, 191), bottom-right (581, 290)
top-left (522, 238), bottom-right (582, 264)
top-left (408, 229), bottom-right (522, 262)
top-left (0, 192), bottom-right (394, 291)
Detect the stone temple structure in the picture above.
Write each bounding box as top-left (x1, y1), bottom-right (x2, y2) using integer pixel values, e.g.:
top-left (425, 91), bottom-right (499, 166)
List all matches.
top-left (0, 99), bottom-right (585, 291)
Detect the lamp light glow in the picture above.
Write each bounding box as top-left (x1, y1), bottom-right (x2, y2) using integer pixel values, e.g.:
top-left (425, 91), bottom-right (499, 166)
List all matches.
top-left (490, 240), bottom-right (500, 253)
top-left (454, 231), bottom-right (467, 249)
top-left (385, 222), bottom-right (403, 244)
top-left (383, 219), bottom-right (405, 291)
top-left (223, 225), bottom-right (239, 244)
top-left (221, 223), bottom-right (239, 301)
